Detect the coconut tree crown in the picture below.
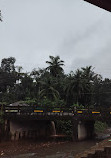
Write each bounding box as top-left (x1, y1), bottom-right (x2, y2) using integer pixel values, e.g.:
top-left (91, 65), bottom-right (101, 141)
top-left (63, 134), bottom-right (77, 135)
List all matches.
top-left (46, 56), bottom-right (64, 77)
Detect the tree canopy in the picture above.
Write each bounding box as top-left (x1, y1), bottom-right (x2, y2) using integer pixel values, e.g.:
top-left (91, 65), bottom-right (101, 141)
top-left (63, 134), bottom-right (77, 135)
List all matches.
top-left (0, 56), bottom-right (110, 109)
top-left (0, 10), bottom-right (2, 21)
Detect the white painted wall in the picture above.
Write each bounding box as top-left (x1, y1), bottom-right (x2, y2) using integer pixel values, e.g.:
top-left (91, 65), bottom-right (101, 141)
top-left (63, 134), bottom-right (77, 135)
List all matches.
top-left (78, 122), bottom-right (87, 140)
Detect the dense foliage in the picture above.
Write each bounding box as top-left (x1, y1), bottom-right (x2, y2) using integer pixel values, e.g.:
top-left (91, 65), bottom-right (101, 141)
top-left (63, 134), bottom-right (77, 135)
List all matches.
top-left (94, 121), bottom-right (108, 133)
top-left (0, 10), bottom-right (2, 21)
top-left (0, 56), bottom-right (111, 109)
top-left (56, 120), bottom-right (72, 136)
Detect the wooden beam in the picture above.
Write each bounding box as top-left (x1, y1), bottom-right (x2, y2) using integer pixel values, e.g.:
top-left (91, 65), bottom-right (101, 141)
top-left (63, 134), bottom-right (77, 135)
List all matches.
top-left (84, 0), bottom-right (111, 12)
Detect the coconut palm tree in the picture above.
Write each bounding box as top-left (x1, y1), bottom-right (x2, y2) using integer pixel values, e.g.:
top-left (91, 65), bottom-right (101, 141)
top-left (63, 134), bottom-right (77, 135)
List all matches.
top-left (39, 77), bottom-right (60, 100)
top-left (64, 69), bottom-right (84, 105)
top-left (46, 56), bottom-right (64, 77)
top-left (81, 66), bottom-right (96, 106)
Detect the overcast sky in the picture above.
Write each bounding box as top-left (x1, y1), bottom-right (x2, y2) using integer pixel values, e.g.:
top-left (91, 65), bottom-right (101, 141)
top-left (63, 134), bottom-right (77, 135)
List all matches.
top-left (0, 0), bottom-right (111, 78)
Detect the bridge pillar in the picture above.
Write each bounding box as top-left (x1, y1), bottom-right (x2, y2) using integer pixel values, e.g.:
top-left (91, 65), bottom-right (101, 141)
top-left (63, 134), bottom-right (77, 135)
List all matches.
top-left (78, 121), bottom-right (87, 141)
top-left (50, 121), bottom-right (56, 135)
top-left (72, 120), bottom-right (78, 141)
top-left (85, 120), bottom-right (95, 139)
top-left (72, 120), bottom-right (95, 141)
top-left (5, 119), bottom-right (10, 140)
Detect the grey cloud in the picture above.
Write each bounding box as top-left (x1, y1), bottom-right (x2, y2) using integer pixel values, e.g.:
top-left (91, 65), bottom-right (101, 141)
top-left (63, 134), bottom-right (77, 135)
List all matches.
top-left (0, 0), bottom-right (111, 77)
top-left (70, 39), bottom-right (111, 78)
top-left (58, 19), bottom-right (103, 55)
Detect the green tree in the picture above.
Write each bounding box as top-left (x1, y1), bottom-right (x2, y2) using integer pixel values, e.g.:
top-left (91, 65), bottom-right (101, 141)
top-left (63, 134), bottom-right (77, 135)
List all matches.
top-left (0, 10), bottom-right (2, 21)
top-left (39, 77), bottom-right (60, 101)
top-left (64, 66), bottom-right (98, 107)
top-left (81, 66), bottom-right (95, 106)
top-left (19, 73), bottom-right (34, 99)
top-left (0, 57), bottom-right (16, 97)
top-left (46, 56), bottom-right (64, 77)
top-left (64, 69), bottom-right (83, 106)
top-left (95, 78), bottom-right (111, 107)
top-left (1, 57), bottom-right (16, 73)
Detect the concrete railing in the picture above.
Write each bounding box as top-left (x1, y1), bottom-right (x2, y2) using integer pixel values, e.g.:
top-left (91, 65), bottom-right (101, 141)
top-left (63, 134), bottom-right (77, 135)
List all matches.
top-left (1, 104), bottom-right (111, 120)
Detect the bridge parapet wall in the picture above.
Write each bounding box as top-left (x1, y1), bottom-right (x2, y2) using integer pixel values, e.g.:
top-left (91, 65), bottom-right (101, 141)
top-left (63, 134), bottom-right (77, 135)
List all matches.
top-left (3, 105), bottom-right (111, 121)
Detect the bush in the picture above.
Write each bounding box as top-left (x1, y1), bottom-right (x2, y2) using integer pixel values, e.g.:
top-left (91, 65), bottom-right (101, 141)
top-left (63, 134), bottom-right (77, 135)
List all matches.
top-left (71, 103), bottom-right (84, 109)
top-left (94, 121), bottom-right (108, 133)
top-left (56, 120), bottom-right (72, 136)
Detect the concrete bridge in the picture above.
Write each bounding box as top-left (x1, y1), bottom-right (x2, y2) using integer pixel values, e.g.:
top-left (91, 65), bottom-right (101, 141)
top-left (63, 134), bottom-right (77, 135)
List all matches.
top-left (1, 104), bottom-right (111, 141)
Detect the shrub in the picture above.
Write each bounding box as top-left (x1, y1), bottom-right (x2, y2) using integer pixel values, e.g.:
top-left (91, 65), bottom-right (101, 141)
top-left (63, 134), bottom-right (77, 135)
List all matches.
top-left (94, 121), bottom-right (108, 133)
